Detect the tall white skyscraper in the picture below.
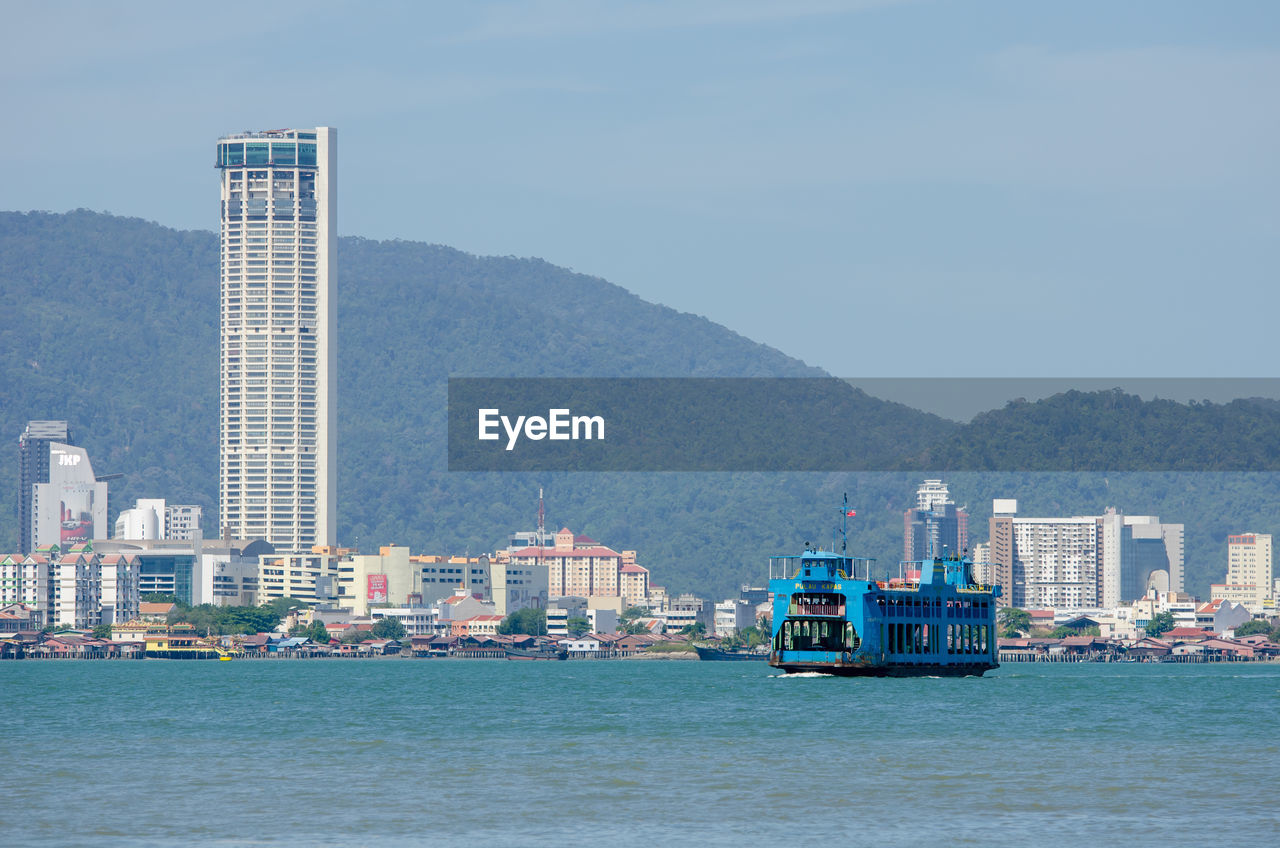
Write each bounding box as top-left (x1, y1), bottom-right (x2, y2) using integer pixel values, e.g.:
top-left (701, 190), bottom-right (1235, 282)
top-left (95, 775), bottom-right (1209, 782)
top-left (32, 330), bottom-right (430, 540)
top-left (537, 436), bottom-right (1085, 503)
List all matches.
top-left (215, 127), bottom-right (336, 552)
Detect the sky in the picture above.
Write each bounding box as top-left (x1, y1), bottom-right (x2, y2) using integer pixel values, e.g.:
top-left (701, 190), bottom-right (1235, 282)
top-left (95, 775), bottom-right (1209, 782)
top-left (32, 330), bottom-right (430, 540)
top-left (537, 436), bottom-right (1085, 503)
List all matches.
top-left (3, 0), bottom-right (1277, 378)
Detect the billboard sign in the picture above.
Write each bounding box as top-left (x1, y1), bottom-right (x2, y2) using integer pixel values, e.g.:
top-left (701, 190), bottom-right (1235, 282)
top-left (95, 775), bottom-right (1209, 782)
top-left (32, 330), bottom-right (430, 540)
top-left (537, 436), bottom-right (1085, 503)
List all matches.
top-left (367, 574), bottom-right (388, 604)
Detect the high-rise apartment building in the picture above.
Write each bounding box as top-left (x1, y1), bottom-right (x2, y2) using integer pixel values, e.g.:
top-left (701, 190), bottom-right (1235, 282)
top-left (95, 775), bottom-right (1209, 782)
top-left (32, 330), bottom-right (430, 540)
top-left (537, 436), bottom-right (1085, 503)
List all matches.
top-left (1217, 533), bottom-right (1274, 610)
top-left (215, 128), bottom-right (336, 553)
top-left (17, 420), bottom-right (71, 554)
top-left (989, 501), bottom-right (1182, 610)
top-left (30, 442), bottom-right (108, 552)
top-left (903, 479), bottom-right (969, 561)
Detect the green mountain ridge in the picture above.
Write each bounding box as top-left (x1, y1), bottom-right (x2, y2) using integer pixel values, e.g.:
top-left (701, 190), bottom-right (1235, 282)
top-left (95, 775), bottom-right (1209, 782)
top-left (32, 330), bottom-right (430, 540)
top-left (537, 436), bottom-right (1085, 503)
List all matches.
top-left (3, 210), bottom-right (1278, 600)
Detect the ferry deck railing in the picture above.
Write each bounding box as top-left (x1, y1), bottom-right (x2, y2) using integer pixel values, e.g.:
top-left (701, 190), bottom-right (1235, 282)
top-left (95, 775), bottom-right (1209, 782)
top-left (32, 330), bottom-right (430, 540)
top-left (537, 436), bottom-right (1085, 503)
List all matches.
top-left (769, 555), bottom-right (875, 581)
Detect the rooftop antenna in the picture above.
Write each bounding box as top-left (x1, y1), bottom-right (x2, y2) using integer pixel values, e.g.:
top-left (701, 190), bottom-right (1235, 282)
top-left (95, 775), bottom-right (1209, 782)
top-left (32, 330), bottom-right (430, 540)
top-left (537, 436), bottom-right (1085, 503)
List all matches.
top-left (537, 487), bottom-right (545, 566)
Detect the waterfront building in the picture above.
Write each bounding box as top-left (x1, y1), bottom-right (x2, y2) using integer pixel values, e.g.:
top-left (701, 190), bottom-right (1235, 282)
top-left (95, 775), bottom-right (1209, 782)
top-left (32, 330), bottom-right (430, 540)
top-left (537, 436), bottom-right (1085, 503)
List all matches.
top-left (0, 555), bottom-right (49, 624)
top-left (545, 596), bottom-right (588, 637)
top-left (216, 127), bottom-right (336, 553)
top-left (662, 594), bottom-right (710, 633)
top-left (451, 614), bottom-right (503, 638)
top-left (713, 598), bottom-right (756, 637)
top-left (587, 607), bottom-right (619, 634)
top-left (1194, 599), bottom-right (1251, 634)
top-left (903, 479), bottom-right (969, 561)
top-left (99, 553), bottom-right (140, 625)
top-left (437, 592), bottom-right (498, 635)
top-left (369, 606), bottom-right (436, 637)
top-left (0, 549), bottom-right (137, 629)
top-left (18, 421), bottom-right (71, 554)
top-left (0, 603), bottom-right (36, 634)
top-left (50, 551), bottom-right (102, 629)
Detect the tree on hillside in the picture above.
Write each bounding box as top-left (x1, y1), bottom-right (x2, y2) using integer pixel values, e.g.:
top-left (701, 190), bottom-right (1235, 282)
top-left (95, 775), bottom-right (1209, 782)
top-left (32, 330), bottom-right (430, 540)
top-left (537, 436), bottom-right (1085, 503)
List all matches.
top-left (998, 608), bottom-right (1032, 638)
top-left (498, 607), bottom-right (547, 636)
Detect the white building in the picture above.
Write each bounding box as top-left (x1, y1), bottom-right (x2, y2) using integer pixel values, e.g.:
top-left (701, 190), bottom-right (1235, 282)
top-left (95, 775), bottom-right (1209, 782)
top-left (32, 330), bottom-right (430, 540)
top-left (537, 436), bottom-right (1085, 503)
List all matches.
top-left (587, 607), bottom-right (619, 634)
top-left (370, 606), bottom-right (436, 637)
top-left (115, 499), bottom-right (204, 542)
top-left (714, 599), bottom-right (756, 637)
top-left (216, 127), bottom-right (336, 553)
top-left (30, 443), bottom-right (107, 552)
top-left (990, 503), bottom-right (1183, 609)
top-left (165, 505), bottom-right (203, 541)
top-left (256, 550), bottom-right (338, 605)
top-left (50, 553), bottom-right (102, 629)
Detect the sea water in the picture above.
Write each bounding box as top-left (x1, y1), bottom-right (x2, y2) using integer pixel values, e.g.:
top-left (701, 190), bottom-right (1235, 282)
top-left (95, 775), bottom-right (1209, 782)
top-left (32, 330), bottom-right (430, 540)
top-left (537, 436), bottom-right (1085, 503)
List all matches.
top-left (2, 660), bottom-right (1277, 846)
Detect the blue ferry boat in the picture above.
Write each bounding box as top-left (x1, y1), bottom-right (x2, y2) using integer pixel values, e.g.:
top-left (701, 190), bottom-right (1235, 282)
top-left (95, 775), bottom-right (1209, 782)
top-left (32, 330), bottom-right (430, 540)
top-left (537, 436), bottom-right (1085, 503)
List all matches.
top-left (768, 501), bottom-right (1000, 677)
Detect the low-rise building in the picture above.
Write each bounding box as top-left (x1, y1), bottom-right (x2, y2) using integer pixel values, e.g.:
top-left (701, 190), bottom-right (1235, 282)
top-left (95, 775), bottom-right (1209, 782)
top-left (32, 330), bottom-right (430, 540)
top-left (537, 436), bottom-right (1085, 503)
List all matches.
top-left (451, 614), bottom-right (503, 638)
top-left (587, 607), bottom-right (619, 634)
top-left (1195, 599), bottom-right (1252, 634)
top-left (714, 598), bottom-right (757, 637)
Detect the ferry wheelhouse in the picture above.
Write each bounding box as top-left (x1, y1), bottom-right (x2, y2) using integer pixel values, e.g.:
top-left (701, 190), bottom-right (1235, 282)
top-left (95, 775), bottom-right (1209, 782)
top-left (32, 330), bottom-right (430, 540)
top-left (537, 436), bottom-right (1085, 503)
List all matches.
top-left (768, 547), bottom-right (1000, 677)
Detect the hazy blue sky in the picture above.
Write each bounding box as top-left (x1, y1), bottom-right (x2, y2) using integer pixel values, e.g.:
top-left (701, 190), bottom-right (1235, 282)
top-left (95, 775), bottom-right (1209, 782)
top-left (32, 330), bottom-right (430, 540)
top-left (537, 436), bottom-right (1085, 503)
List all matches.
top-left (3, 1), bottom-right (1276, 377)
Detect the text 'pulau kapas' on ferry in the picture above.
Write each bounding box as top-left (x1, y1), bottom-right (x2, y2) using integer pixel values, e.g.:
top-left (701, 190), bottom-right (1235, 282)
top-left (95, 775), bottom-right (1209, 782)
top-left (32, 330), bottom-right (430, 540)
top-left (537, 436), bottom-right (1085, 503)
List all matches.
top-left (477, 408), bottom-right (605, 451)
top-left (769, 497), bottom-right (1001, 677)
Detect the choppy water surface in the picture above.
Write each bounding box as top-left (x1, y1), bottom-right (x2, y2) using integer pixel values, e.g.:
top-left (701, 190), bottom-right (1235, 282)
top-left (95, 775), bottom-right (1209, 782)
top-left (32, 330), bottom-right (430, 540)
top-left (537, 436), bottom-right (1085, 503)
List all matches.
top-left (2, 660), bottom-right (1278, 846)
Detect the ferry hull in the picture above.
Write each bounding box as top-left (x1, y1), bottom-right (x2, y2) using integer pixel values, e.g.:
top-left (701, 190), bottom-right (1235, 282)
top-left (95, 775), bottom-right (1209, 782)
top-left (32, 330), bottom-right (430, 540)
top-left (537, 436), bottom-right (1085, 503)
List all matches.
top-left (770, 654), bottom-right (997, 677)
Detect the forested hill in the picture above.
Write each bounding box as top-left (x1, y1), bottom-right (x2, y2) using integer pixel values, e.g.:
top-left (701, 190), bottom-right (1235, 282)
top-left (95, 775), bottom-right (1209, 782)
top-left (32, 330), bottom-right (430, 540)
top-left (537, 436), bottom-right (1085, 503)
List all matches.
top-left (3, 210), bottom-right (1277, 599)
top-left (905, 389), bottom-right (1280, 472)
top-left (0, 210), bottom-right (955, 597)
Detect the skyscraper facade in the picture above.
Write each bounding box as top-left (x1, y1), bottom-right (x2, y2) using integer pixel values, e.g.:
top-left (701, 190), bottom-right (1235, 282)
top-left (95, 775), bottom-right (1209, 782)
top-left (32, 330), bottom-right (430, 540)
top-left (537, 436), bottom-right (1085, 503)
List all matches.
top-left (17, 420), bottom-right (70, 554)
top-left (1226, 533), bottom-right (1272, 597)
top-left (215, 128), bottom-right (336, 553)
top-left (903, 479), bottom-right (969, 562)
top-left (990, 501), bottom-right (1183, 610)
